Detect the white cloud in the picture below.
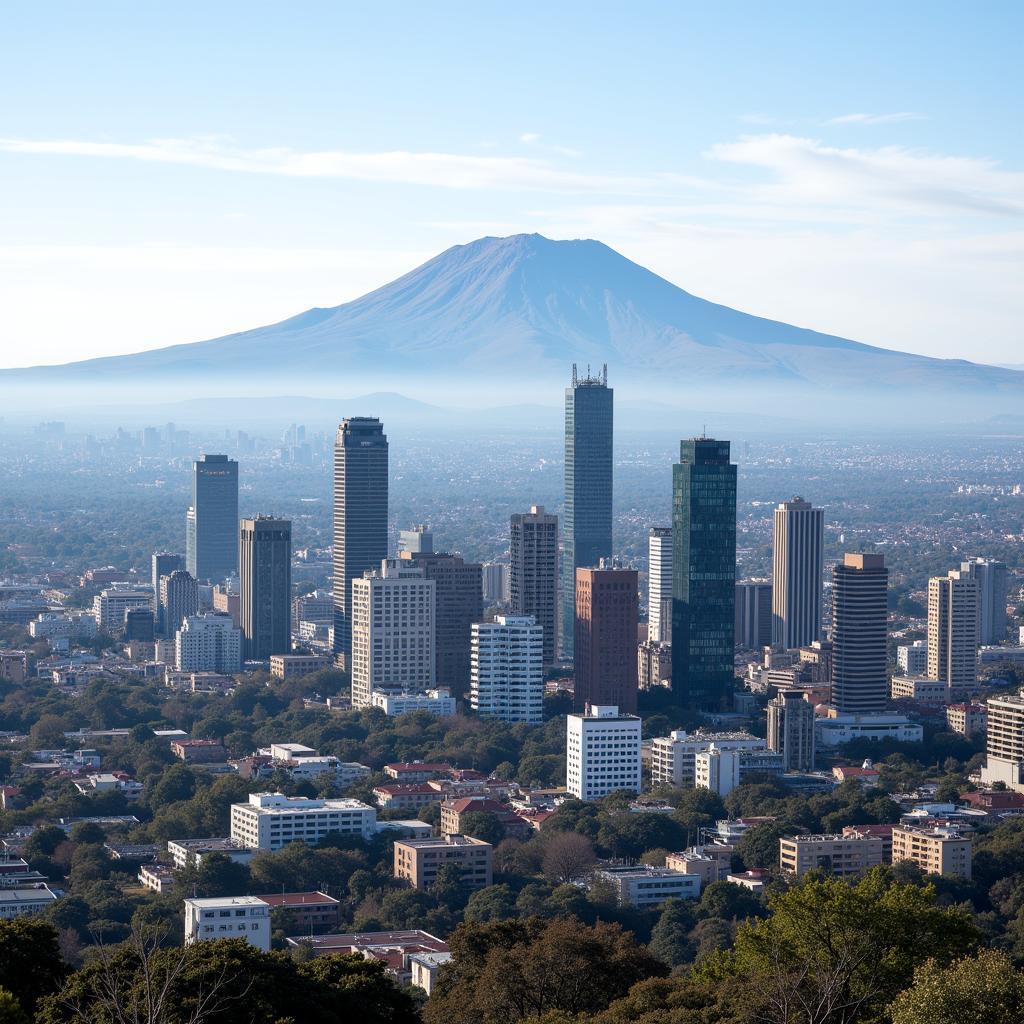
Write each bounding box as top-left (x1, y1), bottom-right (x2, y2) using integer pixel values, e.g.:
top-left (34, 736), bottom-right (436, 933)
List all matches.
top-left (519, 132), bottom-right (541, 144)
top-left (825, 112), bottom-right (926, 125)
top-left (0, 135), bottom-right (643, 194)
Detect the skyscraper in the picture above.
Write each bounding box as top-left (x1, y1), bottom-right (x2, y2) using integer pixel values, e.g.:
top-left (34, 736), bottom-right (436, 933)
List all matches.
top-left (928, 569), bottom-right (979, 697)
top-left (735, 580), bottom-right (772, 650)
top-left (510, 505), bottom-right (559, 668)
top-left (333, 418), bottom-right (388, 667)
top-left (767, 689), bottom-right (816, 771)
top-left (647, 526), bottom-right (672, 643)
top-left (152, 552), bottom-right (184, 635)
top-left (350, 559), bottom-right (434, 708)
top-left (574, 566), bottom-right (639, 714)
top-left (239, 517), bottom-right (292, 661)
top-left (771, 497), bottom-right (824, 650)
top-left (185, 454), bottom-right (239, 583)
top-left (471, 615), bottom-right (545, 724)
top-left (160, 569), bottom-right (199, 640)
top-left (403, 550), bottom-right (482, 698)
top-left (671, 438), bottom-right (737, 710)
top-left (831, 553), bottom-right (888, 714)
top-left (960, 558), bottom-right (1009, 645)
top-left (562, 365), bottom-right (613, 662)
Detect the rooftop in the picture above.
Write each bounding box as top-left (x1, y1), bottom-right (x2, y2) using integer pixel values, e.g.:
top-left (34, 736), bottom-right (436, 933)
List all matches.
top-left (184, 896), bottom-right (268, 908)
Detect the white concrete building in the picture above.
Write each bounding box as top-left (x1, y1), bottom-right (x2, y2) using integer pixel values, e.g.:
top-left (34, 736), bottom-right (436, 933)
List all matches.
top-left (650, 730), bottom-right (767, 788)
top-left (0, 887), bottom-right (58, 918)
top-left (350, 559), bottom-right (435, 709)
top-left (230, 792), bottom-right (377, 850)
top-left (167, 838), bottom-right (256, 869)
top-left (566, 705), bottom-right (642, 801)
top-left (695, 745), bottom-right (742, 796)
top-left (592, 864), bottom-right (701, 906)
top-left (92, 586), bottom-right (154, 631)
top-left (960, 558), bottom-right (1009, 645)
top-left (981, 689), bottom-right (1024, 791)
top-left (175, 613), bottom-right (242, 673)
top-left (928, 570), bottom-right (979, 696)
top-left (30, 612), bottom-right (98, 641)
top-left (897, 640), bottom-right (928, 676)
top-left (647, 527), bottom-right (672, 644)
top-left (470, 615), bottom-right (544, 724)
top-left (370, 688), bottom-right (456, 717)
top-left (815, 713), bottom-right (923, 747)
top-left (184, 896), bottom-right (270, 951)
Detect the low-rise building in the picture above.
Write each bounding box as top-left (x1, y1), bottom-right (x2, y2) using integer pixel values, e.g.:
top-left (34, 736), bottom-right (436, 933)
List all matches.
top-left (779, 832), bottom-right (886, 878)
top-left (230, 793), bottom-right (377, 850)
top-left (138, 865), bottom-right (177, 893)
top-left (439, 797), bottom-right (524, 839)
top-left (891, 825), bottom-right (972, 878)
top-left (842, 824), bottom-right (895, 862)
top-left (184, 896), bottom-right (270, 951)
top-left (592, 864), bottom-right (702, 906)
top-left (726, 869), bottom-right (770, 892)
top-left (284, 930), bottom-right (448, 987)
top-left (370, 688), bottom-right (457, 717)
top-left (170, 739), bottom-right (227, 764)
top-left (383, 762), bottom-right (454, 783)
top-left (393, 834), bottom-right (493, 890)
top-left (890, 676), bottom-right (951, 704)
top-left (409, 951), bottom-right (454, 995)
top-left (946, 703), bottom-right (987, 739)
top-left (257, 891), bottom-right (341, 933)
top-left (167, 838), bottom-right (256, 870)
top-left (815, 713), bottom-right (923, 747)
top-left (269, 654), bottom-right (332, 679)
top-left (0, 887), bottom-right (58, 918)
top-left (373, 784), bottom-right (442, 812)
top-left (665, 845), bottom-right (734, 884)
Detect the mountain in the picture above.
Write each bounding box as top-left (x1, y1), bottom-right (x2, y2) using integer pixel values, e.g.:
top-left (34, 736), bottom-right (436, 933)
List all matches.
top-left (5, 233), bottom-right (1023, 404)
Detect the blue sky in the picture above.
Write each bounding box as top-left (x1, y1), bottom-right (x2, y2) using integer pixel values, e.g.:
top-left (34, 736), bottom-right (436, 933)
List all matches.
top-left (1, 2), bottom-right (1022, 367)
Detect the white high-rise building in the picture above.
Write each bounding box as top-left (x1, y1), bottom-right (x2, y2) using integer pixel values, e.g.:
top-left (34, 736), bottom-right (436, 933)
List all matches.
top-left (650, 730), bottom-right (768, 787)
top-left (470, 615), bottom-right (544, 724)
top-left (897, 640), bottom-right (928, 676)
top-left (350, 559), bottom-right (435, 708)
top-left (772, 497), bottom-right (824, 650)
top-left (960, 558), bottom-right (1009, 645)
top-left (928, 569), bottom-right (979, 697)
top-left (767, 689), bottom-right (816, 771)
top-left (566, 705), bottom-right (642, 801)
top-left (175, 613), bottom-right (242, 673)
top-left (981, 689), bottom-right (1024, 791)
top-left (230, 792), bottom-right (377, 850)
top-left (695, 745), bottom-right (742, 796)
top-left (92, 586), bottom-right (155, 632)
top-left (647, 527), bottom-right (672, 644)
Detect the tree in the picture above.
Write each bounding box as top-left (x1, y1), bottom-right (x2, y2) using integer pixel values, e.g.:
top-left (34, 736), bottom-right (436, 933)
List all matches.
top-left (733, 821), bottom-right (790, 870)
top-left (425, 916), bottom-right (667, 1024)
top-left (697, 880), bottom-right (766, 922)
top-left (699, 869), bottom-right (981, 1024)
top-left (70, 822), bottom-right (106, 846)
top-left (0, 918), bottom-right (68, 1016)
top-left (649, 898), bottom-right (696, 968)
top-left (458, 811), bottom-right (506, 847)
top-left (0, 989), bottom-right (28, 1024)
top-left (890, 949), bottom-right (1024, 1024)
top-left (464, 884), bottom-right (517, 923)
top-left (541, 833), bottom-right (596, 884)
top-left (192, 852), bottom-right (251, 898)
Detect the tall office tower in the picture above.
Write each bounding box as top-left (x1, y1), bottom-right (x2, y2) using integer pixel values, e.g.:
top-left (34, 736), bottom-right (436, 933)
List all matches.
top-left (771, 497), bottom-right (824, 650)
top-left (671, 438), bottom-right (737, 710)
top-left (767, 689), bottom-right (816, 771)
top-left (239, 517), bottom-right (292, 661)
top-left (735, 580), bottom-right (772, 650)
top-left (831, 553), bottom-right (889, 714)
top-left (333, 418), bottom-right (389, 667)
top-left (350, 559), bottom-right (434, 708)
top-left (574, 566), bottom-right (639, 714)
top-left (403, 551), bottom-right (483, 698)
top-left (160, 569), bottom-right (199, 639)
top-left (481, 562), bottom-right (510, 605)
top-left (399, 525), bottom-right (433, 555)
top-left (152, 552), bottom-right (184, 634)
top-left (185, 454), bottom-right (239, 583)
top-left (647, 526), bottom-right (673, 643)
top-left (561, 365), bottom-right (613, 662)
top-left (470, 615), bottom-right (545, 723)
top-left (510, 505), bottom-right (559, 668)
top-left (960, 558), bottom-right (1009, 645)
top-left (928, 569), bottom-right (979, 697)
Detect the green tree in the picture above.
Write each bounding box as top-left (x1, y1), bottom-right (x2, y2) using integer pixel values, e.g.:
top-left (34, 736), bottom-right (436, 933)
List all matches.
top-left (733, 821), bottom-right (790, 870)
top-left (0, 918), bottom-right (68, 1016)
top-left (649, 898), bottom-right (696, 968)
top-left (458, 811), bottom-right (506, 847)
top-left (0, 989), bottom-right (28, 1024)
top-left (464, 884), bottom-right (517, 923)
top-left (192, 852), bottom-right (251, 898)
top-left (889, 949), bottom-right (1024, 1024)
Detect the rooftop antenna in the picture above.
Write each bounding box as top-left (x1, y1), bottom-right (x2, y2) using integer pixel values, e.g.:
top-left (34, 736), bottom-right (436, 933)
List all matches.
top-left (571, 363), bottom-right (578, 387)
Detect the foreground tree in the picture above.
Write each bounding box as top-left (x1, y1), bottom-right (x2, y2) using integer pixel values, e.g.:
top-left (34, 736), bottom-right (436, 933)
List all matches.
top-left (0, 918), bottom-right (68, 1017)
top-left (889, 949), bottom-right (1024, 1024)
top-left (425, 916), bottom-right (666, 1024)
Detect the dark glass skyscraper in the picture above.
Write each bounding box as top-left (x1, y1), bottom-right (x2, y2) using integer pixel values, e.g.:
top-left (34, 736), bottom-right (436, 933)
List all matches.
top-left (239, 516), bottom-right (292, 661)
top-left (152, 551), bottom-right (184, 635)
top-left (671, 438), bottom-right (737, 709)
top-left (561, 365), bottom-right (613, 662)
top-left (185, 454), bottom-right (239, 583)
top-left (333, 418), bottom-right (388, 666)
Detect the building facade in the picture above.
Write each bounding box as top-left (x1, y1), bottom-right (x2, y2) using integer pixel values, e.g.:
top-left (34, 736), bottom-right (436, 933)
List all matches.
top-left (927, 569), bottom-right (979, 697)
top-left (239, 516), bottom-right (292, 661)
top-left (230, 792), bottom-right (377, 850)
top-left (771, 497), bottom-right (824, 650)
top-left (671, 438), bottom-right (737, 709)
top-left (767, 688), bottom-right (816, 771)
top-left (562, 366), bottom-right (613, 662)
top-left (509, 505), bottom-right (559, 668)
top-left (831, 553), bottom-right (889, 714)
top-left (638, 639), bottom-right (672, 690)
top-left (650, 730), bottom-right (768, 788)
top-left (152, 552), bottom-right (184, 634)
top-left (184, 896), bottom-right (270, 951)
top-left (779, 833), bottom-right (886, 878)
top-left (566, 704), bottom-right (642, 801)
top-left (393, 835), bottom-right (493, 890)
top-left (960, 557), bottom-right (1009, 645)
top-left (160, 569), bottom-right (199, 640)
top-left (891, 825), bottom-right (972, 878)
top-left (333, 417), bottom-right (389, 667)
top-left (735, 580), bottom-right (772, 650)
top-left (470, 615), bottom-right (544, 723)
top-left (185, 454), bottom-right (239, 583)
top-left (574, 566), bottom-right (639, 714)
top-left (647, 526), bottom-right (673, 643)
top-left (175, 613), bottom-right (242, 674)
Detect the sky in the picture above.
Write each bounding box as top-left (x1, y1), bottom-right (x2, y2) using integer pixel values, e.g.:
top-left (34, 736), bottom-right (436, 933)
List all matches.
top-left (1, 2), bottom-right (1022, 368)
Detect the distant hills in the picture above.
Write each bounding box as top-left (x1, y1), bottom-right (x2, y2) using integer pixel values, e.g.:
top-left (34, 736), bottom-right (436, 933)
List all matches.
top-left (5, 233), bottom-right (1023, 419)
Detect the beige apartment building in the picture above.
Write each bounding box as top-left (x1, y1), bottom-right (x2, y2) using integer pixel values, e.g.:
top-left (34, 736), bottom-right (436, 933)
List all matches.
top-left (779, 832), bottom-right (886, 878)
top-left (927, 570), bottom-right (979, 697)
top-left (891, 825), bottom-right (972, 879)
top-left (393, 834), bottom-right (493, 890)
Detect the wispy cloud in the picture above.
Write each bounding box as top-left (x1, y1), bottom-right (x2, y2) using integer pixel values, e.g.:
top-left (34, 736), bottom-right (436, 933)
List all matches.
top-left (825, 112), bottom-right (926, 126)
top-left (0, 135), bottom-right (643, 194)
top-left (519, 132), bottom-right (541, 144)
